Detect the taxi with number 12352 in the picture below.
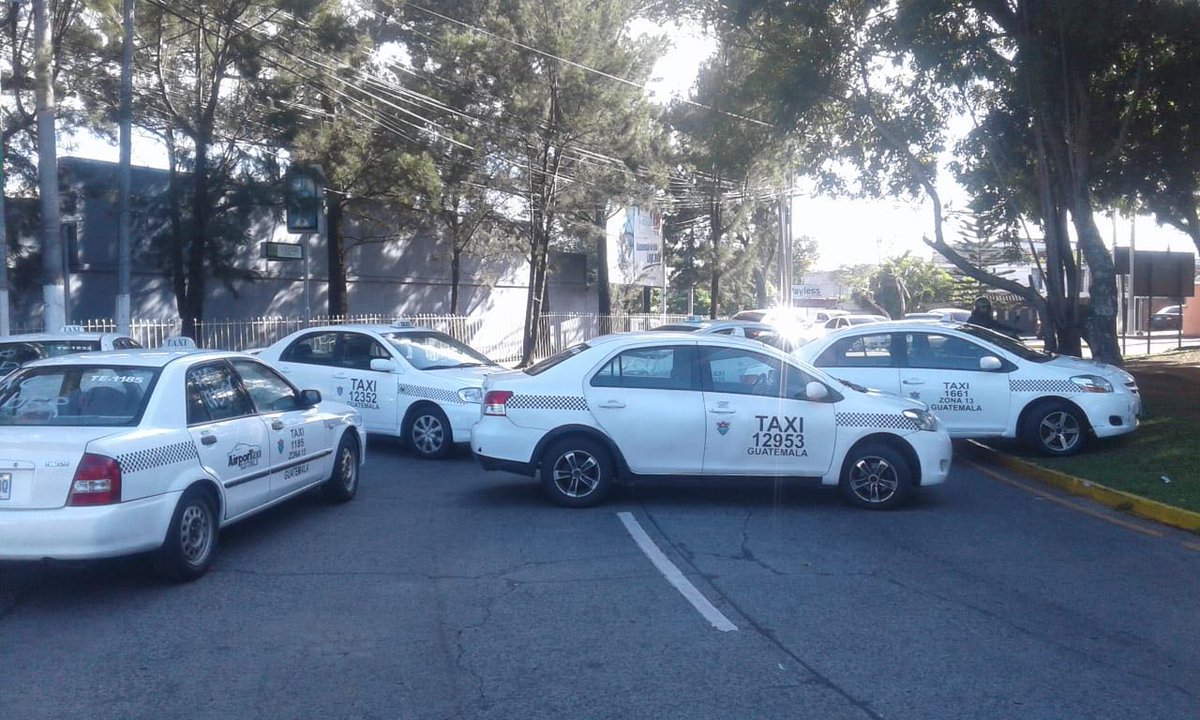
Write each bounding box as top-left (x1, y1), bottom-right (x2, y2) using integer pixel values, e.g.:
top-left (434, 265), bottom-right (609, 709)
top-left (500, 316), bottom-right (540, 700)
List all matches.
top-left (472, 332), bottom-right (952, 509)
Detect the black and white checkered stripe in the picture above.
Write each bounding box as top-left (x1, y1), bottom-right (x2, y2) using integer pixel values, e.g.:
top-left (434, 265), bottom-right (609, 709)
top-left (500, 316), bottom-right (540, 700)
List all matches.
top-left (1010, 378), bottom-right (1076, 393)
top-left (835, 412), bottom-right (919, 431)
top-left (399, 384), bottom-right (465, 404)
top-left (118, 440), bottom-right (199, 475)
top-left (507, 395), bottom-right (590, 412)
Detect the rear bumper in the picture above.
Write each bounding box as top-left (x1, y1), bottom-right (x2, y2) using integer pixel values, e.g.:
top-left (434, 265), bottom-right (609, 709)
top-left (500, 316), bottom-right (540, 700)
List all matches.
top-left (0, 491), bottom-right (180, 561)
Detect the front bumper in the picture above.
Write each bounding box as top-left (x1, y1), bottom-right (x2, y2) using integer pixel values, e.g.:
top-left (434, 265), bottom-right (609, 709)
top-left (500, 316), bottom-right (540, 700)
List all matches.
top-left (445, 403), bottom-right (483, 444)
top-left (1078, 391), bottom-right (1140, 440)
top-left (913, 429), bottom-right (953, 486)
top-left (0, 491), bottom-right (180, 561)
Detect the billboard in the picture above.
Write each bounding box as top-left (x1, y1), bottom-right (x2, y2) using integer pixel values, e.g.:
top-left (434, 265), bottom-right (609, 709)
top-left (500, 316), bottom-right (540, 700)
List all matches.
top-left (606, 206), bottom-right (664, 287)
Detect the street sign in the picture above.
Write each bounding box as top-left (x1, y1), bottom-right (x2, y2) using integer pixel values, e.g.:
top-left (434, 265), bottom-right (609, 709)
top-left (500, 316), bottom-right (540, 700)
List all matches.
top-left (261, 241), bottom-right (304, 261)
top-left (286, 167), bottom-right (323, 233)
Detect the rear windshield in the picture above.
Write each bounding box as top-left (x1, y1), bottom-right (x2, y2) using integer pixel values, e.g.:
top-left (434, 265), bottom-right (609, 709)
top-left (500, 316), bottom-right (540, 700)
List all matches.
top-left (524, 343), bottom-right (589, 376)
top-left (0, 365), bottom-right (158, 426)
top-left (0, 340), bottom-right (101, 374)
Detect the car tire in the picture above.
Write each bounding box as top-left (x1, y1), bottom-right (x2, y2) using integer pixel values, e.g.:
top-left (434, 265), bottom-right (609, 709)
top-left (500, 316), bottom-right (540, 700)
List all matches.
top-left (321, 433), bottom-right (359, 503)
top-left (1022, 400), bottom-right (1086, 456)
top-left (839, 442), bottom-right (913, 510)
top-left (405, 405), bottom-right (452, 459)
top-left (541, 436), bottom-right (614, 508)
top-left (153, 486), bottom-right (219, 583)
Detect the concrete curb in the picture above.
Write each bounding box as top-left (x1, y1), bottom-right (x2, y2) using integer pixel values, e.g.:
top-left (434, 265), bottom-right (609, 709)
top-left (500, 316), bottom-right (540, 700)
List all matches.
top-left (967, 440), bottom-right (1200, 535)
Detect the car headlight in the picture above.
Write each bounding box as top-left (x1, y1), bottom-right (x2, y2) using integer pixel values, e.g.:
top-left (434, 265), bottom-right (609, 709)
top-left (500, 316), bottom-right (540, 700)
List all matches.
top-left (902, 408), bottom-right (938, 431)
top-left (1070, 375), bottom-right (1113, 393)
top-left (458, 387), bottom-right (483, 403)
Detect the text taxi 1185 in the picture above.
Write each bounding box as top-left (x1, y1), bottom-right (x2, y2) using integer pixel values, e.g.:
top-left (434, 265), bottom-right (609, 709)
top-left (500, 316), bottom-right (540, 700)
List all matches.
top-left (0, 347), bottom-right (364, 581)
top-left (472, 332), bottom-right (953, 509)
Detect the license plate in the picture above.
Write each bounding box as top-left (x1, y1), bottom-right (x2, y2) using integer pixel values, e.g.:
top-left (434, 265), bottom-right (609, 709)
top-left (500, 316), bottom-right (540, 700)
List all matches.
top-left (0, 472), bottom-right (10, 501)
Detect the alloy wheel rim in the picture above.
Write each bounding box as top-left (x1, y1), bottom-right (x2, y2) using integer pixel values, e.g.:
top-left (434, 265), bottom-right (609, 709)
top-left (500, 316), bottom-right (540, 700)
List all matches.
top-left (848, 456), bottom-right (898, 504)
top-left (339, 446), bottom-right (357, 491)
top-left (413, 415), bottom-right (445, 454)
top-left (1039, 411), bottom-right (1080, 452)
top-left (552, 450), bottom-right (600, 498)
top-left (179, 503), bottom-right (213, 566)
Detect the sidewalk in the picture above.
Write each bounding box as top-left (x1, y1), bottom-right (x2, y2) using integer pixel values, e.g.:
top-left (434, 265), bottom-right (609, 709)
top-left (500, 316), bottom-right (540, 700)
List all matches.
top-left (974, 348), bottom-right (1200, 532)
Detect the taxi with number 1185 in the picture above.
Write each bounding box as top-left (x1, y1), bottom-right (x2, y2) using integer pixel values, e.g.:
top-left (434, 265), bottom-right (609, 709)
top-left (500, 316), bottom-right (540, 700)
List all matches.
top-left (472, 332), bottom-right (952, 509)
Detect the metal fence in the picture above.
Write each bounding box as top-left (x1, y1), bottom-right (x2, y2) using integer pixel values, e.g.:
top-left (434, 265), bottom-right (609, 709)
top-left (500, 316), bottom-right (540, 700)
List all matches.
top-left (12, 313), bottom-right (688, 365)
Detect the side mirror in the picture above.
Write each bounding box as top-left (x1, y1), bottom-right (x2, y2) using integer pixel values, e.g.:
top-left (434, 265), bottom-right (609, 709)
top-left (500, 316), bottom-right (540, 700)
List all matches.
top-left (805, 381), bottom-right (829, 401)
top-left (370, 358), bottom-right (401, 373)
top-left (300, 389), bottom-right (322, 407)
top-left (979, 356), bottom-right (1003, 371)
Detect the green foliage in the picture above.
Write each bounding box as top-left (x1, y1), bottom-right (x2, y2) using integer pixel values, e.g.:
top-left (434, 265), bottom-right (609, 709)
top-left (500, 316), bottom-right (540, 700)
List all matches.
top-left (838, 253), bottom-right (957, 319)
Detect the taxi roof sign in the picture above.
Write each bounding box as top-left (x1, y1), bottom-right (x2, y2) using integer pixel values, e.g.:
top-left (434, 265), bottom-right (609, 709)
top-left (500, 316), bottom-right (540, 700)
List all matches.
top-left (163, 336), bottom-right (198, 349)
top-left (390, 319), bottom-right (414, 329)
top-left (60, 325), bottom-right (85, 334)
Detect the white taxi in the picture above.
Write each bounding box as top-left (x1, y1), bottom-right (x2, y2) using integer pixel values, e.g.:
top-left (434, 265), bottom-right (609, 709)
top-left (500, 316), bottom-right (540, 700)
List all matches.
top-left (472, 332), bottom-right (952, 509)
top-left (796, 321), bottom-right (1140, 455)
top-left (0, 327), bottom-right (141, 375)
top-left (0, 349), bottom-right (364, 581)
top-left (257, 322), bottom-right (502, 458)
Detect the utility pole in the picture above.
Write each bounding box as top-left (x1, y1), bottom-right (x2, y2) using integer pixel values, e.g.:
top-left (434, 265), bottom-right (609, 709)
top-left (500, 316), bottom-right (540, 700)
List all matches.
top-left (0, 1), bottom-right (17, 336)
top-left (116, 0), bottom-right (135, 333)
top-left (33, 0), bottom-right (63, 330)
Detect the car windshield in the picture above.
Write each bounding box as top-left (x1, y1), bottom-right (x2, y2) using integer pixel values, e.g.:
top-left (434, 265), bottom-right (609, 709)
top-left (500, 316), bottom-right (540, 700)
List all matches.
top-left (381, 331), bottom-right (496, 370)
top-left (0, 365), bottom-right (158, 426)
top-left (956, 324), bottom-right (1052, 362)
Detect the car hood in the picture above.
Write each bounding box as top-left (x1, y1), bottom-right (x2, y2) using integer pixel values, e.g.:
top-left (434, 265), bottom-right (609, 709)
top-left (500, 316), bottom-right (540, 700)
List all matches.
top-left (1044, 355), bottom-right (1135, 385)
top-left (420, 364), bottom-right (502, 386)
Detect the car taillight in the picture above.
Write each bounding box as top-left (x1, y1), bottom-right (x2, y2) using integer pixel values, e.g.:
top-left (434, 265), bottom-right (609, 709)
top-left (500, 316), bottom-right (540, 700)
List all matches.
top-left (67, 453), bottom-right (122, 506)
top-left (483, 390), bottom-right (513, 416)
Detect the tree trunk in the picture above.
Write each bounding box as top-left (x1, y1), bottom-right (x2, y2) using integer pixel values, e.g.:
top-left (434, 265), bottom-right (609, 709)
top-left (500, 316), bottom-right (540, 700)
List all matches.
top-left (165, 129), bottom-right (186, 328)
top-left (450, 244), bottom-right (462, 315)
top-left (182, 134), bottom-right (211, 340)
top-left (326, 195), bottom-right (347, 316)
top-left (34, 0), bottom-right (64, 330)
top-left (1072, 202), bottom-right (1123, 365)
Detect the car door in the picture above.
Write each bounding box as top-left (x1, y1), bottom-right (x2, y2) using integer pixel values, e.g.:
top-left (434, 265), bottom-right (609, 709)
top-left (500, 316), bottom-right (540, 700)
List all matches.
top-left (810, 331), bottom-right (901, 395)
top-left (275, 331), bottom-right (340, 395)
top-left (185, 361), bottom-right (271, 520)
top-left (582, 344), bottom-right (707, 475)
top-left (699, 345), bottom-right (837, 477)
top-left (229, 358), bottom-right (332, 499)
top-left (899, 331), bottom-right (1011, 435)
top-left (330, 331), bottom-right (400, 433)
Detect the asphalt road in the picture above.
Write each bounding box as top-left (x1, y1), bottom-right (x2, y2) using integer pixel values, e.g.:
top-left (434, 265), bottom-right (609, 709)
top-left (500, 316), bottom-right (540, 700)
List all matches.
top-left (1, 439), bottom-right (1197, 720)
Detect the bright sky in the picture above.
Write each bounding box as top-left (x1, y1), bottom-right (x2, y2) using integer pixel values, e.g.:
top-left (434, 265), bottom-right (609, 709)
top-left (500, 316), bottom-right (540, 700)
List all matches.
top-left (65, 21), bottom-right (1194, 272)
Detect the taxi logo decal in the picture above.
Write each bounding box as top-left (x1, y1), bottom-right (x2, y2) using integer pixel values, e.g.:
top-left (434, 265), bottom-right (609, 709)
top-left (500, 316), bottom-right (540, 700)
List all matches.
top-left (228, 443), bottom-right (263, 470)
top-left (278, 438), bottom-right (286, 454)
top-left (336, 385), bottom-right (344, 396)
top-left (717, 421), bottom-right (730, 435)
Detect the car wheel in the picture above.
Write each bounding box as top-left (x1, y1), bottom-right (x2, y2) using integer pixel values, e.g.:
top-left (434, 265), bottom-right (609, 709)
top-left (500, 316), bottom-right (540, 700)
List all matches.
top-left (153, 486), bottom-right (219, 582)
top-left (541, 437), bottom-right (614, 508)
top-left (839, 442), bottom-right (913, 510)
top-left (1023, 400), bottom-right (1085, 456)
top-left (406, 405), bottom-right (452, 459)
top-left (321, 433), bottom-right (359, 503)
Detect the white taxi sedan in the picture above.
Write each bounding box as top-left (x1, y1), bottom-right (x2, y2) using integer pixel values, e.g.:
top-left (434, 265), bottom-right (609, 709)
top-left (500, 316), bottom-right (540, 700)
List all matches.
top-left (796, 321), bottom-right (1140, 455)
top-left (472, 332), bottom-right (952, 509)
top-left (0, 327), bottom-right (141, 375)
top-left (0, 349), bottom-right (364, 581)
top-left (258, 323), bottom-right (503, 459)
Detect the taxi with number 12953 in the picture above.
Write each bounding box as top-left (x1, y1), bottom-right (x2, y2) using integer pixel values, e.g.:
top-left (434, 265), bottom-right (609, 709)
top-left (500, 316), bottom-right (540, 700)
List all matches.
top-left (472, 332), bottom-right (952, 509)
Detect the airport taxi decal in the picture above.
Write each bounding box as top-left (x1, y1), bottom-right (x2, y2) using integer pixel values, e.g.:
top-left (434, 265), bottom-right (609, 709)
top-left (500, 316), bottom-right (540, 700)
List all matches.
top-left (748, 415), bottom-right (807, 457)
top-left (930, 382), bottom-right (982, 413)
top-left (228, 442), bottom-right (262, 470)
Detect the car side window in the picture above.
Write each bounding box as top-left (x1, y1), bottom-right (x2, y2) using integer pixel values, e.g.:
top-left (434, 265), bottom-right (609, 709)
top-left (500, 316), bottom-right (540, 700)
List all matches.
top-left (814, 334), bottom-right (895, 368)
top-left (338, 333), bottom-right (390, 371)
top-left (186, 363), bottom-right (254, 425)
top-left (230, 359), bottom-right (301, 413)
top-left (905, 333), bottom-right (992, 371)
top-left (281, 332), bottom-right (338, 366)
top-left (700, 347), bottom-right (785, 398)
top-left (590, 346), bottom-right (697, 390)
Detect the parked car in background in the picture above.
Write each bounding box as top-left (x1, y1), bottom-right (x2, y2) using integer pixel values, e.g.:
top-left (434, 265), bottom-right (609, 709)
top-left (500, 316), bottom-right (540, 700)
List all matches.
top-left (473, 332), bottom-right (951, 509)
top-left (0, 348), bottom-right (364, 581)
top-left (733, 307), bottom-right (847, 327)
top-left (0, 327), bottom-right (141, 375)
top-left (1150, 305), bottom-right (1182, 331)
top-left (257, 322), bottom-right (502, 459)
top-left (796, 320), bottom-right (1140, 456)
top-left (652, 317), bottom-right (807, 351)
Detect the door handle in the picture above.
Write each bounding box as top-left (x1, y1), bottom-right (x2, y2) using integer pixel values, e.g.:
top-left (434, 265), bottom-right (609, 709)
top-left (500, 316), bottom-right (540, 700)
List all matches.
top-left (271, 419), bottom-right (285, 430)
top-left (201, 435), bottom-right (218, 446)
top-left (708, 408), bottom-right (736, 414)
top-left (902, 379), bottom-right (925, 385)
top-left (597, 401), bottom-right (626, 409)
top-left (332, 373), bottom-right (348, 379)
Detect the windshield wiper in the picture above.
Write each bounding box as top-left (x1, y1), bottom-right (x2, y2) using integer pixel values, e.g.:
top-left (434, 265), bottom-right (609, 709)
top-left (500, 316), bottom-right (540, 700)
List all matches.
top-left (837, 377), bottom-right (870, 393)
